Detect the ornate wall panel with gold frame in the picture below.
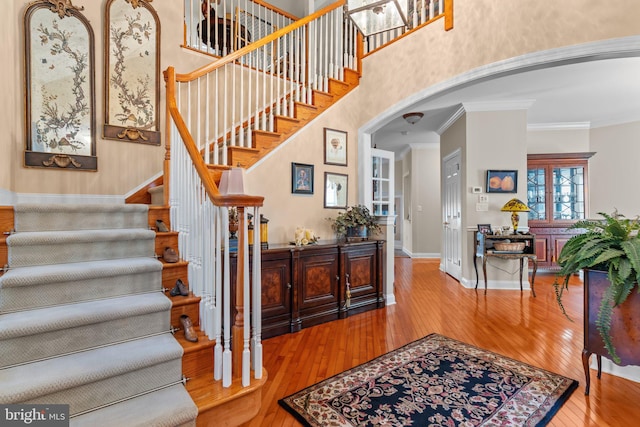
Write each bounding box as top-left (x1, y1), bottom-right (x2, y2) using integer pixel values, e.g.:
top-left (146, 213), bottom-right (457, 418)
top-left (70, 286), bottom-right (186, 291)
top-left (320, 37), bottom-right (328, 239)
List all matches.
top-left (104, 0), bottom-right (160, 145)
top-left (24, 0), bottom-right (97, 170)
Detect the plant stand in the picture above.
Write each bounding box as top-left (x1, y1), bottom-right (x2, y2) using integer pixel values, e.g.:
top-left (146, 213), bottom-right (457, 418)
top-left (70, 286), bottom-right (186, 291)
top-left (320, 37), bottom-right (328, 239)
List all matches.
top-left (583, 269), bottom-right (640, 394)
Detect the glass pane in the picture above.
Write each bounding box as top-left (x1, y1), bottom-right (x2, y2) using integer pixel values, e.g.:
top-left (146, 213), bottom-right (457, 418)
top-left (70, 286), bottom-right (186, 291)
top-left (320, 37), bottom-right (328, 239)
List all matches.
top-left (527, 168), bottom-right (546, 220)
top-left (380, 157), bottom-right (390, 179)
top-left (373, 179), bottom-right (381, 201)
top-left (552, 167), bottom-right (585, 220)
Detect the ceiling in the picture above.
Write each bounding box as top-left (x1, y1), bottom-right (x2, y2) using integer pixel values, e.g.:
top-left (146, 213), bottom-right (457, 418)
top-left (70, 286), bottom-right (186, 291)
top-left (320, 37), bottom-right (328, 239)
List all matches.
top-left (372, 57), bottom-right (640, 155)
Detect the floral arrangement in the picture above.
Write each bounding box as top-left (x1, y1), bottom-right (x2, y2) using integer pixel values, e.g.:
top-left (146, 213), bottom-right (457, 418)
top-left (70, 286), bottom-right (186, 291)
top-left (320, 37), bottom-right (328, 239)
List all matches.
top-left (328, 204), bottom-right (381, 238)
top-left (294, 227), bottom-right (319, 246)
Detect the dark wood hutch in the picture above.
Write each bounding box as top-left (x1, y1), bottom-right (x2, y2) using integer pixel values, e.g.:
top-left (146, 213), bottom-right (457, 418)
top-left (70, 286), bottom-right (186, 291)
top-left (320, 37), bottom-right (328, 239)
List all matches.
top-left (527, 152), bottom-right (595, 270)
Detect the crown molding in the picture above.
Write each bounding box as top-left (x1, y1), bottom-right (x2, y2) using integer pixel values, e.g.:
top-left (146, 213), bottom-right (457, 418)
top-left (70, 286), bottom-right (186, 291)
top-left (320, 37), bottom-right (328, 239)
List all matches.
top-left (527, 122), bottom-right (591, 131)
top-left (462, 99), bottom-right (536, 112)
top-left (437, 105), bottom-right (465, 135)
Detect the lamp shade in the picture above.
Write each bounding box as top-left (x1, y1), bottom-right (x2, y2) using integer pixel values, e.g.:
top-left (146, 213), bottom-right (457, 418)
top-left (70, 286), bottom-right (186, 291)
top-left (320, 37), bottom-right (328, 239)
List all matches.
top-left (219, 167), bottom-right (245, 195)
top-left (501, 198), bottom-right (530, 212)
top-left (501, 198), bottom-right (530, 233)
top-left (346, 0), bottom-right (409, 37)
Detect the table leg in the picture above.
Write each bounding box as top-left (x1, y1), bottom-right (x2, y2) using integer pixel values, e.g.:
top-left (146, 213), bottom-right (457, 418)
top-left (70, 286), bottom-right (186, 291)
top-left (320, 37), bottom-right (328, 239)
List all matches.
top-left (474, 256), bottom-right (479, 289)
top-left (519, 258), bottom-right (524, 291)
top-left (530, 257), bottom-right (537, 297)
top-left (482, 257), bottom-right (488, 294)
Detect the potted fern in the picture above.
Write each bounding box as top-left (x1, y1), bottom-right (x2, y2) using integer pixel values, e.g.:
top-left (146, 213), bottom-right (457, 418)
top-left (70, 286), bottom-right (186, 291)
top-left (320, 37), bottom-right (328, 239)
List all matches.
top-left (554, 211), bottom-right (640, 365)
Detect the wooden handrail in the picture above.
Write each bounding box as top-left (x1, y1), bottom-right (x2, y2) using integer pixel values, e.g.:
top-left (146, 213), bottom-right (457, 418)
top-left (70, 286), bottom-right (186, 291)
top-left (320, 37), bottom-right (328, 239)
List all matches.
top-left (175, 0), bottom-right (346, 82)
top-left (165, 66), bottom-right (264, 208)
top-left (251, 0), bottom-right (299, 21)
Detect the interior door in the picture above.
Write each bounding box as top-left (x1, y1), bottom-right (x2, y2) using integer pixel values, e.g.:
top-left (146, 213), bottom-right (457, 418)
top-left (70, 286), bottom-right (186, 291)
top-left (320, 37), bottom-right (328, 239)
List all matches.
top-left (443, 152), bottom-right (462, 280)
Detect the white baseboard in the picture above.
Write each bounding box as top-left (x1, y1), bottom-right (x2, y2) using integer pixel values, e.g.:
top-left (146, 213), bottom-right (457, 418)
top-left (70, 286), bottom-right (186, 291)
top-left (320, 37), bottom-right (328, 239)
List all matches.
top-left (0, 188), bottom-right (17, 205)
top-left (15, 193), bottom-right (125, 204)
top-left (404, 251), bottom-right (440, 259)
top-left (591, 357), bottom-right (640, 384)
top-left (459, 277), bottom-right (531, 291)
top-left (385, 292), bottom-right (396, 306)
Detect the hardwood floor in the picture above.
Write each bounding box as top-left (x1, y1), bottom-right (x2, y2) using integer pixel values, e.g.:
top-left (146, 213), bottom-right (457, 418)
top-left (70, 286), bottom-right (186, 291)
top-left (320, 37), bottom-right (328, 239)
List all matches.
top-left (241, 258), bottom-right (640, 427)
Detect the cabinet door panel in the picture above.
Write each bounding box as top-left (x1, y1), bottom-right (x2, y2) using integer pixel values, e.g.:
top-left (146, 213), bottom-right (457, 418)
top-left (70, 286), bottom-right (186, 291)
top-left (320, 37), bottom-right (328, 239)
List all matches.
top-left (261, 259), bottom-right (291, 318)
top-left (552, 236), bottom-right (572, 264)
top-left (298, 253), bottom-right (339, 310)
top-left (344, 252), bottom-right (376, 296)
top-left (533, 234), bottom-right (550, 265)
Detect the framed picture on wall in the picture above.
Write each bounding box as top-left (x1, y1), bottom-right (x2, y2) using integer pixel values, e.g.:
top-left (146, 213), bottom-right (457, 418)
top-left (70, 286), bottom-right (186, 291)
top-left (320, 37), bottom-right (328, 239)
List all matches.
top-left (486, 170), bottom-right (517, 193)
top-left (291, 162), bottom-right (314, 194)
top-left (324, 172), bottom-right (348, 208)
top-left (324, 128), bottom-right (347, 166)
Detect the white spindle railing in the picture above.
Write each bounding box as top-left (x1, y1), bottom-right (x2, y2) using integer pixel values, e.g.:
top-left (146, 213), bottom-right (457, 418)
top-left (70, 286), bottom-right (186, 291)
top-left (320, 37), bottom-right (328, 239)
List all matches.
top-left (168, 110), bottom-right (263, 387)
top-left (362, 0), bottom-right (447, 54)
top-left (185, 0), bottom-right (298, 57)
top-left (174, 1), bottom-right (354, 169)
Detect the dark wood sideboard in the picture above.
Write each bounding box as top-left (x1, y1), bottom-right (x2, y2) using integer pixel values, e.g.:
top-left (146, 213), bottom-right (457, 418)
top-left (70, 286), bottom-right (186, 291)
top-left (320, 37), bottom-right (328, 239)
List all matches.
top-left (230, 240), bottom-right (385, 339)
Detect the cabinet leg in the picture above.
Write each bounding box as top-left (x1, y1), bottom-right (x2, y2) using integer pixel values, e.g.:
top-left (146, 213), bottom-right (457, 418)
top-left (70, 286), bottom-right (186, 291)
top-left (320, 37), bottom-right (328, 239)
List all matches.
top-left (596, 354), bottom-right (602, 379)
top-left (582, 349), bottom-right (592, 395)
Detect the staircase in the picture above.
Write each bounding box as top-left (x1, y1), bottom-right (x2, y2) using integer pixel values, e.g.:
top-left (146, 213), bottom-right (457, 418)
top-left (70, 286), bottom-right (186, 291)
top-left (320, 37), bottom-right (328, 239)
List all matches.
top-left (0, 203), bottom-right (267, 426)
top-left (0, 204), bottom-right (198, 426)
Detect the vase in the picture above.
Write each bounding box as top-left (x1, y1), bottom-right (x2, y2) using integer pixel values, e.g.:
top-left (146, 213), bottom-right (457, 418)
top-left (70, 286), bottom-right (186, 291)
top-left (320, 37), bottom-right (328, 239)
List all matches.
top-left (229, 221), bottom-right (239, 239)
top-left (346, 225), bottom-right (368, 241)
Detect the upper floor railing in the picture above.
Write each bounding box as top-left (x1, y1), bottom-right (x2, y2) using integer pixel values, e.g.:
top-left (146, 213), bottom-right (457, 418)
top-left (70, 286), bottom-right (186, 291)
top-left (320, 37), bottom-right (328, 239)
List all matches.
top-left (184, 0), bottom-right (298, 57)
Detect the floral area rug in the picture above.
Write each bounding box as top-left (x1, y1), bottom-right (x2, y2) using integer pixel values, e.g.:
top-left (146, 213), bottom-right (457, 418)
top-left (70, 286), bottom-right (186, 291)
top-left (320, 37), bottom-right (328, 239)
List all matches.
top-left (279, 333), bottom-right (577, 426)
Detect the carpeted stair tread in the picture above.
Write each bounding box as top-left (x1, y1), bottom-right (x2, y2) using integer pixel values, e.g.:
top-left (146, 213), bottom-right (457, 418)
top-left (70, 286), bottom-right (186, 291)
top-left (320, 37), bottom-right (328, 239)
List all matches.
top-left (0, 258), bottom-right (163, 312)
top-left (0, 293), bottom-right (171, 340)
top-left (70, 384), bottom-right (198, 427)
top-left (14, 203), bottom-right (149, 232)
top-left (7, 229), bottom-right (156, 267)
top-left (0, 334), bottom-right (184, 405)
top-left (0, 257), bottom-right (162, 288)
top-left (0, 293), bottom-right (172, 368)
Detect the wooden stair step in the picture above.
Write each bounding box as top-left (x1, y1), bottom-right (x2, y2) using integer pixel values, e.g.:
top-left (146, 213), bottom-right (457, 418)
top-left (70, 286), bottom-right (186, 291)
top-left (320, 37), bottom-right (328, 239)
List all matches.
top-left (162, 261), bottom-right (189, 292)
top-left (274, 115), bottom-right (301, 135)
top-left (312, 89), bottom-right (335, 110)
top-left (169, 291), bottom-right (200, 327)
top-left (328, 77), bottom-right (351, 98)
top-left (173, 327), bottom-right (215, 379)
top-left (148, 206), bottom-right (170, 230)
top-left (253, 129), bottom-right (284, 152)
top-left (187, 368), bottom-right (268, 427)
top-left (155, 231), bottom-right (179, 259)
top-left (294, 102), bottom-right (319, 121)
top-left (228, 146), bottom-right (262, 168)
top-left (344, 67), bottom-right (360, 86)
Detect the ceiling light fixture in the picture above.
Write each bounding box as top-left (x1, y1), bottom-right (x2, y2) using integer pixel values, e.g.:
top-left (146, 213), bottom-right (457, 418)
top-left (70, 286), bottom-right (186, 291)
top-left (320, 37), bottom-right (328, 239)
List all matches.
top-left (402, 112), bottom-right (424, 125)
top-left (346, 0), bottom-right (409, 37)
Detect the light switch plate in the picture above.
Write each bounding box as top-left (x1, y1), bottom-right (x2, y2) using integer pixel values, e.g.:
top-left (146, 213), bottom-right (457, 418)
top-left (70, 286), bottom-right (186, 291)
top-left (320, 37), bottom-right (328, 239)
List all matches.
top-left (479, 195), bottom-right (489, 203)
top-left (472, 186), bottom-right (482, 194)
top-left (476, 203), bottom-right (489, 211)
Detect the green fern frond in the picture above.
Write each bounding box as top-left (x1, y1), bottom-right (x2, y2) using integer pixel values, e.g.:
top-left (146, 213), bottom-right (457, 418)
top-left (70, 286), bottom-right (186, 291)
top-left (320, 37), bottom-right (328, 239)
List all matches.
top-left (595, 286), bottom-right (620, 364)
